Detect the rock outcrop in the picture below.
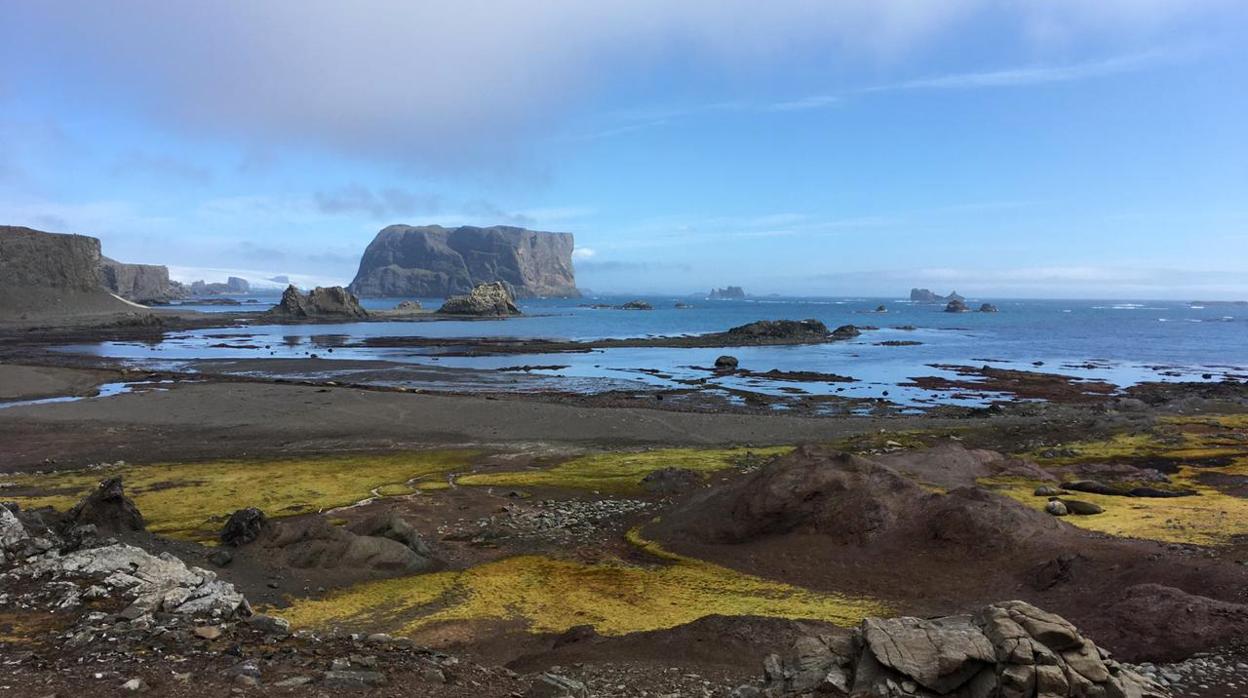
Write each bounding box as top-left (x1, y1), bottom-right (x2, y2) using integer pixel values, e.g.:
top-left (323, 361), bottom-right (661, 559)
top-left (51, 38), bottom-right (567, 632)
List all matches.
top-left (708, 286), bottom-right (746, 300)
top-left (190, 277), bottom-right (250, 295)
top-left (223, 509), bottom-right (436, 575)
top-left (945, 299), bottom-right (969, 313)
top-left (0, 226), bottom-right (142, 320)
top-left (62, 476), bottom-right (146, 534)
top-left (98, 257), bottom-right (186, 303)
top-left (265, 285), bottom-right (368, 320)
top-left (349, 224), bottom-right (579, 298)
top-left (726, 319), bottom-right (830, 340)
top-left (739, 600), bottom-right (1164, 697)
top-left (437, 282), bottom-right (521, 316)
top-left (911, 289), bottom-right (964, 303)
top-left (980, 303), bottom-right (999, 313)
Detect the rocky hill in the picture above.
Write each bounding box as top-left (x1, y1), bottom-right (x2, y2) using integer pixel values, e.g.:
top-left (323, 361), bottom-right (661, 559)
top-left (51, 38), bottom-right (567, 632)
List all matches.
top-left (910, 288), bottom-right (965, 303)
top-left (0, 226), bottom-right (140, 320)
top-left (348, 224), bottom-right (579, 298)
top-left (99, 256), bottom-right (186, 304)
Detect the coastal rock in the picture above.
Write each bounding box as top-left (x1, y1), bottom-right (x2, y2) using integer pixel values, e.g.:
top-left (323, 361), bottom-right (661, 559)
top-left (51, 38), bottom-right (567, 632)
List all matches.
top-left (945, 299), bottom-right (969, 313)
top-left (349, 224), bottom-right (579, 298)
top-left (620, 300), bottom-right (653, 310)
top-left (743, 600), bottom-right (1164, 698)
top-left (394, 299), bottom-right (422, 312)
top-left (831, 324), bottom-right (861, 339)
top-left (714, 355), bottom-right (740, 371)
top-left (99, 257), bottom-right (186, 304)
top-left (979, 303), bottom-right (999, 313)
top-left (190, 277), bottom-right (250, 295)
top-left (708, 286), bottom-right (746, 300)
top-left (266, 285), bottom-right (368, 320)
top-left (0, 225), bottom-right (143, 320)
top-left (726, 319), bottom-right (829, 341)
top-left (63, 477), bottom-right (145, 534)
top-left (910, 288), bottom-right (963, 303)
top-left (437, 282), bottom-right (521, 316)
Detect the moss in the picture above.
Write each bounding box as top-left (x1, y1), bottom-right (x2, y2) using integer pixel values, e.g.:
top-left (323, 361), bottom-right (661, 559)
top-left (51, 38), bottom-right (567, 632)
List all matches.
top-left (6, 450), bottom-right (476, 540)
top-left (456, 446), bottom-right (792, 494)
top-left (278, 542), bottom-right (884, 637)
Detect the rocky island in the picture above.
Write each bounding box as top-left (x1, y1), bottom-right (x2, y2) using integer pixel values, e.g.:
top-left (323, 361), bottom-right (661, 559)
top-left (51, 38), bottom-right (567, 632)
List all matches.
top-left (349, 224), bottom-right (579, 298)
top-left (911, 288), bottom-right (965, 303)
top-left (708, 285), bottom-right (746, 300)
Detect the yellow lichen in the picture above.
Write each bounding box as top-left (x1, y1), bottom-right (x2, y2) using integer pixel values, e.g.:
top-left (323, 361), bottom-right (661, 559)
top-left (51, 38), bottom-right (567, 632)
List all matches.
top-left (456, 446), bottom-right (792, 494)
top-left (5, 451), bottom-right (476, 540)
top-left (277, 539), bottom-right (884, 636)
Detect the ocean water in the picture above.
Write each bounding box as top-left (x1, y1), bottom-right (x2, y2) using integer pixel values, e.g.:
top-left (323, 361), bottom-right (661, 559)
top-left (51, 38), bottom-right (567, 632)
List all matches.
top-left (56, 295), bottom-right (1247, 408)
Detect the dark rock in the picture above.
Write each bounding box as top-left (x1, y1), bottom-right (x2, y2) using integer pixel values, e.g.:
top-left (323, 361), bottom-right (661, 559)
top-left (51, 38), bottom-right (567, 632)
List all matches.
top-left (247, 614), bottom-right (291, 635)
top-left (259, 515), bottom-right (436, 574)
top-left (619, 300), bottom-right (653, 310)
top-left (979, 303), bottom-right (999, 313)
top-left (63, 477), bottom-right (145, 534)
top-left (221, 508), bottom-right (268, 547)
top-left (726, 319), bottom-right (829, 341)
top-left (875, 305), bottom-right (887, 312)
top-left (349, 224), bottom-right (578, 298)
top-left (945, 299), bottom-right (969, 313)
top-left (526, 673), bottom-right (588, 698)
top-left (266, 285), bottom-right (368, 319)
top-left (831, 324), bottom-right (861, 339)
top-left (208, 549), bottom-right (234, 567)
top-left (437, 282), bottom-right (521, 316)
top-left (714, 355), bottom-right (739, 371)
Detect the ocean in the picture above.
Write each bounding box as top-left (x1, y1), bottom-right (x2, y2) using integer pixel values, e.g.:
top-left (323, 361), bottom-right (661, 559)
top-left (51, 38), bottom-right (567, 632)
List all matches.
top-left (54, 294), bottom-right (1247, 409)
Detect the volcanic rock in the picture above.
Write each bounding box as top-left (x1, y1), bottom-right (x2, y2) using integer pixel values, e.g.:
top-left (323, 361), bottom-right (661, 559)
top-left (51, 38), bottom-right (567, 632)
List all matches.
top-left (437, 282), bottom-right (521, 316)
top-left (620, 300), bottom-right (653, 310)
top-left (349, 224), bottom-right (579, 298)
top-left (348, 511), bottom-right (433, 558)
top-left (221, 508), bottom-right (269, 547)
top-left (0, 226), bottom-right (145, 320)
top-left (239, 512), bottom-right (436, 575)
top-left (979, 303), bottom-right (999, 313)
top-left (945, 299), bottom-right (969, 313)
top-left (641, 467), bottom-right (703, 495)
top-left (726, 319), bottom-right (829, 341)
top-left (99, 256), bottom-right (186, 303)
top-left (266, 284), bottom-right (368, 319)
top-left (746, 600), bottom-right (1163, 697)
top-left (63, 476), bottom-right (145, 534)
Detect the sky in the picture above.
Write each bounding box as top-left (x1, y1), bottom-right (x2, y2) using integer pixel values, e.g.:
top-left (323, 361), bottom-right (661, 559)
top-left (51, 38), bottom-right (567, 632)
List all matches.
top-left (2, 1), bottom-right (1247, 299)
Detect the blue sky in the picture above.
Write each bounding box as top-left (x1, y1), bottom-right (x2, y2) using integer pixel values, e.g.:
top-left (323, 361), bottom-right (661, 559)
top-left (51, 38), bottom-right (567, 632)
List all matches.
top-left (2, 1), bottom-right (1246, 298)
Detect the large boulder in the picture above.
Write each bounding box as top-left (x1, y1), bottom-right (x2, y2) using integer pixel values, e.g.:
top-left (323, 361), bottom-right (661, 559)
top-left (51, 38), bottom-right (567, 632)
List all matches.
top-left (62, 477), bottom-right (145, 534)
top-left (266, 285), bottom-right (368, 319)
top-left (221, 507), bottom-right (268, 547)
top-left (945, 299), bottom-right (969, 313)
top-left (437, 282), bottom-right (521, 316)
top-left (746, 600), bottom-right (1164, 697)
top-left (349, 224), bottom-right (579, 298)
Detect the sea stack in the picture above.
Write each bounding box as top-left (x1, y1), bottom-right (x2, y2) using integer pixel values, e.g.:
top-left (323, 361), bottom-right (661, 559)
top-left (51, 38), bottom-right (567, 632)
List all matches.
top-left (349, 224), bottom-right (579, 298)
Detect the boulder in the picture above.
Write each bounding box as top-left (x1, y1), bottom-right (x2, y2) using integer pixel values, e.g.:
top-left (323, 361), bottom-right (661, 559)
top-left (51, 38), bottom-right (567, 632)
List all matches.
top-left (266, 285), bottom-right (368, 319)
top-left (831, 324), bottom-right (861, 339)
top-left (437, 282), bottom-right (521, 316)
top-left (348, 224), bottom-right (579, 298)
top-left (221, 508), bottom-right (269, 547)
top-left (62, 477), bottom-right (145, 534)
top-left (1, 506), bottom-right (28, 553)
top-left (714, 355), bottom-right (740, 371)
top-left (742, 600), bottom-right (1163, 697)
top-left (250, 513), bottom-right (437, 575)
top-left (944, 299), bottom-right (969, 313)
top-left (979, 303), bottom-right (999, 313)
top-left (393, 299), bottom-right (423, 313)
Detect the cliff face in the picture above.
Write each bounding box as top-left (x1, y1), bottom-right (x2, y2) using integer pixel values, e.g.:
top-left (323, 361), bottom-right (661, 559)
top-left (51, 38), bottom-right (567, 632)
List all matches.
top-left (99, 257), bottom-right (186, 303)
top-left (0, 226), bottom-right (138, 319)
top-left (349, 225), bottom-right (579, 298)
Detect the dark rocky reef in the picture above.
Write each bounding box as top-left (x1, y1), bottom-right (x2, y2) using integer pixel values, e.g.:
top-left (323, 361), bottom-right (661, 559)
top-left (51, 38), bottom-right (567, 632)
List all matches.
top-left (708, 286), bottom-right (746, 300)
top-left (724, 319), bottom-right (859, 342)
top-left (99, 256), bottom-right (186, 304)
top-left (349, 224), bottom-right (579, 298)
top-left (437, 282), bottom-right (521, 316)
top-left (0, 225), bottom-right (144, 320)
top-left (265, 285), bottom-right (368, 320)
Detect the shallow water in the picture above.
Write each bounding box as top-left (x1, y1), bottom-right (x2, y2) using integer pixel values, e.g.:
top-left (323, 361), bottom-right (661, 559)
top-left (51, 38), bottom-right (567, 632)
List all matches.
top-left (52, 295), bottom-right (1246, 407)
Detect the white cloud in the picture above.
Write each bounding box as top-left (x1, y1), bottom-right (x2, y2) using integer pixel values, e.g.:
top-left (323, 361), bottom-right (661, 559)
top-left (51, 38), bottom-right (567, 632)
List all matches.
top-left (5, 2), bottom-right (1234, 166)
